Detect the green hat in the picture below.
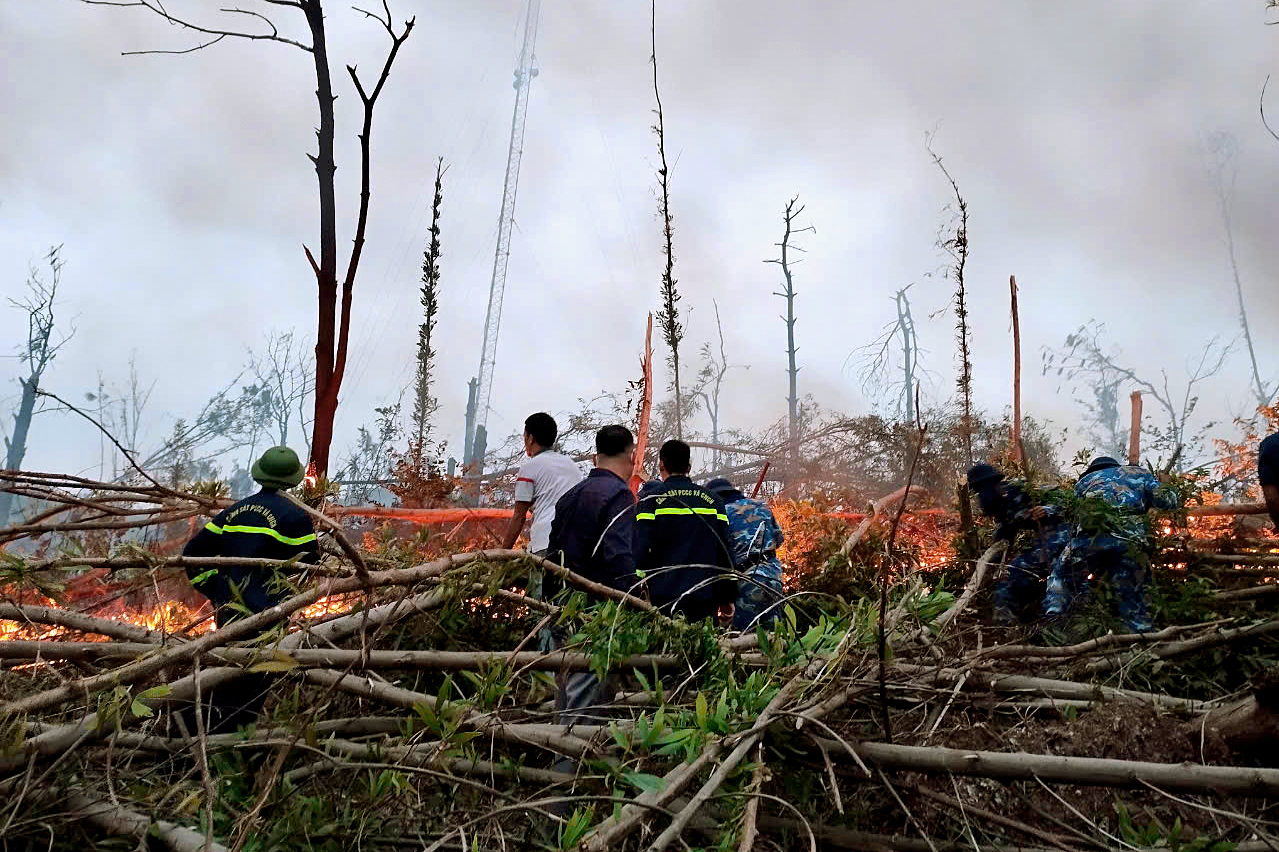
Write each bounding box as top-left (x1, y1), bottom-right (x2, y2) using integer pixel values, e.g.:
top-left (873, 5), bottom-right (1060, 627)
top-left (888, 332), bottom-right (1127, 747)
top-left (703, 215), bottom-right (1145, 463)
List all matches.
top-left (252, 446), bottom-right (305, 489)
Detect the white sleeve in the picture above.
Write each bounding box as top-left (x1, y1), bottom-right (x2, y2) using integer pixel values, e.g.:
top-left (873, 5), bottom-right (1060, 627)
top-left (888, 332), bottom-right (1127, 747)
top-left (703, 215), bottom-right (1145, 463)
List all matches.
top-left (514, 464), bottom-right (536, 503)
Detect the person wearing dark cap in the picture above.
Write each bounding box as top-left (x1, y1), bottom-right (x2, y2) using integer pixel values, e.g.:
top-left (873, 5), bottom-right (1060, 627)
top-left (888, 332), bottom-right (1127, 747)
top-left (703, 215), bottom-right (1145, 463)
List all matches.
top-left (1044, 456), bottom-right (1179, 633)
top-left (966, 463), bottom-right (1070, 627)
top-left (633, 440), bottom-right (737, 623)
top-left (705, 477), bottom-right (786, 631)
top-left (182, 445), bottom-right (319, 730)
top-left (1259, 435), bottom-right (1279, 530)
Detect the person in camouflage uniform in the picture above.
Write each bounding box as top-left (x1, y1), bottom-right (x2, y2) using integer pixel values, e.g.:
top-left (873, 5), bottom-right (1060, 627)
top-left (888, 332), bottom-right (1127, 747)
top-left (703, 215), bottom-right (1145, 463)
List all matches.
top-left (967, 464), bottom-right (1071, 626)
top-left (705, 478), bottom-right (785, 631)
top-left (1045, 456), bottom-right (1180, 633)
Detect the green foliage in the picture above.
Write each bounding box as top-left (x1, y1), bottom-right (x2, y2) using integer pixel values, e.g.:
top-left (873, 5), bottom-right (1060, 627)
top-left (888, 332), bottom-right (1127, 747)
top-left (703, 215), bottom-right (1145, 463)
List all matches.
top-left (558, 808), bottom-right (593, 849)
top-left (1113, 797), bottom-right (1237, 852)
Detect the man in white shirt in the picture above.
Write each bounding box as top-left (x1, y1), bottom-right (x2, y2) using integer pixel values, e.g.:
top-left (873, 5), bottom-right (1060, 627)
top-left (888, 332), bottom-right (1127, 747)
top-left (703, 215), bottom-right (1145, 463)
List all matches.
top-left (501, 412), bottom-right (584, 555)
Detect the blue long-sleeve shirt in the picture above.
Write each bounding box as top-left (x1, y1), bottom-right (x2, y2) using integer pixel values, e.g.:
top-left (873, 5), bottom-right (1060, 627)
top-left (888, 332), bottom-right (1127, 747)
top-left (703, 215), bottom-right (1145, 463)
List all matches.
top-left (547, 468), bottom-right (638, 595)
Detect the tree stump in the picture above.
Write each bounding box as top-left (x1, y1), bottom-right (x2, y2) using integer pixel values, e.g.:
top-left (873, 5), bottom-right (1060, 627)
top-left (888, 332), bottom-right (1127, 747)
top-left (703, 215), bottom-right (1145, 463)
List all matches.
top-left (1187, 667), bottom-right (1279, 765)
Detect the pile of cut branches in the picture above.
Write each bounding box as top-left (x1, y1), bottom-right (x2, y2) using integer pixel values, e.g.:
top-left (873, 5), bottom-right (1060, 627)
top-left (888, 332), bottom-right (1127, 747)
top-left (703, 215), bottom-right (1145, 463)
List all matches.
top-left (3, 474), bottom-right (1279, 851)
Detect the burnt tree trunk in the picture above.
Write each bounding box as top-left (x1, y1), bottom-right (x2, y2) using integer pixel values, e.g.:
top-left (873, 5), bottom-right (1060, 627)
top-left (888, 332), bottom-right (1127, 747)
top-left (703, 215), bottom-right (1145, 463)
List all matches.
top-left (304, 0), bottom-right (340, 478)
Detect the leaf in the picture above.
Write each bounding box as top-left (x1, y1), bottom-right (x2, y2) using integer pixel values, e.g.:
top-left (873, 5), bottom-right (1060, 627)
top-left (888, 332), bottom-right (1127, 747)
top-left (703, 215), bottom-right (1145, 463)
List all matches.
top-left (136, 685), bottom-right (172, 703)
top-left (609, 723), bottom-right (630, 753)
top-left (189, 569), bottom-right (218, 586)
top-left (695, 692), bottom-right (708, 730)
top-left (633, 668), bottom-right (652, 694)
top-left (653, 729), bottom-right (694, 756)
top-left (130, 699), bottom-right (154, 718)
top-left (248, 659), bottom-right (299, 673)
top-left (621, 771), bottom-right (665, 794)
top-left (559, 809), bottom-right (592, 849)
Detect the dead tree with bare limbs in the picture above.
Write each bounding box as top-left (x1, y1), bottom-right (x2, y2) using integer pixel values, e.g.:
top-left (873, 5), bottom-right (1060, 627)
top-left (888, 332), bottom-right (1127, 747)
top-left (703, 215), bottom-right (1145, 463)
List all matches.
top-left (83, 0), bottom-right (416, 478)
top-left (1204, 131), bottom-right (1273, 409)
top-left (694, 301), bottom-right (747, 471)
top-left (765, 195), bottom-right (814, 474)
top-left (1, 247), bottom-right (72, 527)
top-left (851, 284), bottom-right (932, 423)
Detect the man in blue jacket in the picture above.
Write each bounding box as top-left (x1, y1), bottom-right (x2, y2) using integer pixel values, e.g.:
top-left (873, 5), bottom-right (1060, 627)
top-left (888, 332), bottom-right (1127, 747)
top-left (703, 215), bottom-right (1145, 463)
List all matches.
top-left (705, 477), bottom-right (785, 631)
top-left (546, 425), bottom-right (639, 601)
top-left (966, 464), bottom-right (1070, 627)
top-left (1045, 456), bottom-right (1179, 633)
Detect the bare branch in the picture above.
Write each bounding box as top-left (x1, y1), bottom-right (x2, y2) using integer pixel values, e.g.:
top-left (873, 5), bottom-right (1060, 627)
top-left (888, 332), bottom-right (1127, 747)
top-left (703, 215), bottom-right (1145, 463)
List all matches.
top-left (81, 0), bottom-right (312, 54)
top-left (1263, 75), bottom-right (1279, 145)
top-left (328, 10), bottom-right (415, 399)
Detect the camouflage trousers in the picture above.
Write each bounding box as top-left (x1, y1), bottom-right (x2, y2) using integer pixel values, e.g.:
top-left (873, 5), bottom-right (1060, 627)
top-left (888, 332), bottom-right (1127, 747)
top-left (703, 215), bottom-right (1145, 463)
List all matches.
top-left (992, 531), bottom-right (1069, 626)
top-left (734, 574), bottom-right (785, 632)
top-left (1045, 540), bottom-right (1153, 633)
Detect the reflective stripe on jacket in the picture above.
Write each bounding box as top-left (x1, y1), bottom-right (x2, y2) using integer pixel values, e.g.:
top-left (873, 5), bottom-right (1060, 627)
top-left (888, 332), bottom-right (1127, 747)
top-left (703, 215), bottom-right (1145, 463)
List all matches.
top-left (633, 475), bottom-right (737, 619)
top-left (183, 488), bottom-right (319, 620)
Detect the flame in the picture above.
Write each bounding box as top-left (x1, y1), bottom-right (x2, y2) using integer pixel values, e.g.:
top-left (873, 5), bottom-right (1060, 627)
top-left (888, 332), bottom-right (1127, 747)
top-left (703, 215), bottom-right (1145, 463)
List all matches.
top-left (0, 597), bottom-right (214, 642)
top-left (0, 593), bottom-right (363, 644)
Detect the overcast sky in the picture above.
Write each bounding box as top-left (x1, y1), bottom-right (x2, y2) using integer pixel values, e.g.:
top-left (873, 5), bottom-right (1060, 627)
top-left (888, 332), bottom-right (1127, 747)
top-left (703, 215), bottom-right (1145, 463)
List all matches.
top-left (2, 0), bottom-right (1277, 480)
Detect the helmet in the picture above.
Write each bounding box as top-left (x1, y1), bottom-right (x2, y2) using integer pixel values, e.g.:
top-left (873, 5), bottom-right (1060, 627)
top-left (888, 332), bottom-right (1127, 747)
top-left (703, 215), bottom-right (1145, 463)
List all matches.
top-left (1083, 456), bottom-right (1122, 477)
top-left (251, 446), bottom-right (305, 489)
top-left (966, 464), bottom-right (1003, 490)
top-left (704, 477), bottom-right (745, 502)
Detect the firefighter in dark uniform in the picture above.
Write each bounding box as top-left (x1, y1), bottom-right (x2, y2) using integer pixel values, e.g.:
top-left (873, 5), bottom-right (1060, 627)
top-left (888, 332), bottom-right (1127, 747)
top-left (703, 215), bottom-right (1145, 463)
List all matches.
top-left (182, 445), bottom-right (318, 730)
top-left (633, 440), bottom-right (738, 623)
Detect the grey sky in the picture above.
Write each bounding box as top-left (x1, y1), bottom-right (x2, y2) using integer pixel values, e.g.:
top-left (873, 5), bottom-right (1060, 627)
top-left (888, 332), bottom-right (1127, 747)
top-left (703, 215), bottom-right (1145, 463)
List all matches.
top-left (2, 0), bottom-right (1276, 479)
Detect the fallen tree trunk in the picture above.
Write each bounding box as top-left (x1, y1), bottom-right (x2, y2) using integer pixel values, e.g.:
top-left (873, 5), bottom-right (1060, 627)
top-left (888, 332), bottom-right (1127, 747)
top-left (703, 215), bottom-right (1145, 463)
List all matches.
top-left (893, 662), bottom-right (1208, 712)
top-left (1185, 502), bottom-right (1269, 517)
top-left (65, 791), bottom-right (229, 852)
top-left (1085, 619), bottom-right (1279, 675)
top-left (820, 737), bottom-right (1279, 795)
top-left (0, 643), bottom-right (695, 673)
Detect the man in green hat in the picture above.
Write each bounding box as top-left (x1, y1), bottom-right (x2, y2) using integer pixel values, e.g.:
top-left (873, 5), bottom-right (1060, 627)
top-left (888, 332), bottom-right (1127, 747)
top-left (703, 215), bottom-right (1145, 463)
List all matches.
top-left (182, 445), bottom-right (319, 730)
top-left (183, 445), bottom-right (319, 623)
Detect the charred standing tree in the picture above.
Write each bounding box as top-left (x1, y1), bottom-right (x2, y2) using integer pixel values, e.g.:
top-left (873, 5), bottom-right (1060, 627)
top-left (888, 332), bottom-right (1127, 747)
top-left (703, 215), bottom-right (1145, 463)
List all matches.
top-left (412, 157), bottom-right (446, 461)
top-left (85, 0), bottom-right (416, 477)
top-left (895, 288), bottom-right (919, 423)
top-left (1, 247), bottom-right (71, 527)
top-left (765, 195), bottom-right (814, 473)
top-left (650, 0), bottom-right (684, 439)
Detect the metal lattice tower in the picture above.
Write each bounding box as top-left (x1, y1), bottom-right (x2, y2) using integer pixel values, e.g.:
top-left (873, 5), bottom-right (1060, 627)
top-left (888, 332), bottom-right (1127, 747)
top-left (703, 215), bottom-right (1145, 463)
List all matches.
top-left (464, 0), bottom-right (541, 474)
